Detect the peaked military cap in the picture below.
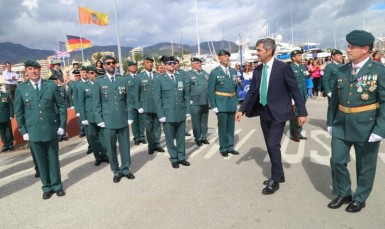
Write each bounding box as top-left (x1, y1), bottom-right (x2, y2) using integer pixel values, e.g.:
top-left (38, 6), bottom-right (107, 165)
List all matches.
top-left (24, 60), bottom-right (41, 68)
top-left (87, 66), bottom-right (97, 72)
top-left (218, 49), bottom-right (231, 56)
top-left (72, 69), bottom-right (80, 75)
top-left (81, 66), bottom-right (87, 71)
top-left (104, 55), bottom-right (115, 61)
top-left (143, 55), bottom-right (154, 62)
top-left (191, 57), bottom-right (202, 63)
top-left (127, 61), bottom-right (137, 66)
top-left (49, 75), bottom-right (58, 80)
top-left (346, 30), bottom-right (375, 47)
top-left (160, 56), bottom-right (176, 63)
top-left (331, 49), bottom-right (343, 55)
top-left (290, 50), bottom-right (303, 57)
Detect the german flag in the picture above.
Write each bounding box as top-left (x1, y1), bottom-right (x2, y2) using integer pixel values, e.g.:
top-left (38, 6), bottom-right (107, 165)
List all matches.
top-left (78, 5), bottom-right (108, 26)
top-left (66, 35), bottom-right (92, 52)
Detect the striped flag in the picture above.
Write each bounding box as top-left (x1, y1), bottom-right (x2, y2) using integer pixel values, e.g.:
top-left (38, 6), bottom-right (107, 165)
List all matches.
top-left (78, 5), bottom-right (108, 26)
top-left (66, 35), bottom-right (92, 52)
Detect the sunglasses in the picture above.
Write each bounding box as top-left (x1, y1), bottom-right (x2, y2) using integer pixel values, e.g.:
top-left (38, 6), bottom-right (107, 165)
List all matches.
top-left (88, 72), bottom-right (96, 74)
top-left (75, 74), bottom-right (80, 77)
top-left (105, 61), bottom-right (116, 66)
top-left (166, 62), bottom-right (176, 65)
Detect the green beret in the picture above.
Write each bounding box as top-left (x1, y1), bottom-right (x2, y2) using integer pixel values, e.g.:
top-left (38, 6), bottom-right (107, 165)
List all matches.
top-left (346, 30), bottom-right (375, 47)
top-left (81, 66), bottom-right (87, 71)
top-left (331, 49), bottom-right (343, 55)
top-left (290, 50), bottom-right (302, 57)
top-left (127, 61), bottom-right (137, 66)
top-left (24, 60), bottom-right (41, 68)
top-left (104, 55), bottom-right (115, 61)
top-left (218, 49), bottom-right (231, 56)
top-left (190, 57), bottom-right (202, 63)
top-left (87, 66), bottom-right (97, 72)
top-left (143, 55), bottom-right (154, 62)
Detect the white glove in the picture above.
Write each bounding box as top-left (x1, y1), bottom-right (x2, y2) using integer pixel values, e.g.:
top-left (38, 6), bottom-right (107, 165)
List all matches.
top-left (23, 133), bottom-right (29, 141)
top-left (128, 120), bottom-right (133, 125)
top-left (159, 117), bottom-right (166, 123)
top-left (98, 122), bottom-right (105, 128)
top-left (291, 99), bottom-right (295, 105)
top-left (10, 117), bottom-right (13, 120)
top-left (81, 120), bottom-right (89, 125)
top-left (76, 113), bottom-right (80, 117)
top-left (212, 107), bottom-right (219, 113)
top-left (57, 128), bottom-right (64, 135)
top-left (186, 114), bottom-right (191, 118)
top-left (368, 133), bottom-right (383, 142)
top-left (327, 92), bottom-right (332, 97)
top-left (138, 108), bottom-right (144, 113)
top-left (327, 126), bottom-right (332, 136)
top-left (70, 106), bottom-right (75, 110)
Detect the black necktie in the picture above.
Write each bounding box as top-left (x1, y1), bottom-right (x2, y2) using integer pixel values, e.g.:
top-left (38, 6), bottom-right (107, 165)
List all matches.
top-left (171, 74), bottom-right (175, 81)
top-left (111, 77), bottom-right (115, 83)
top-left (35, 83), bottom-right (39, 94)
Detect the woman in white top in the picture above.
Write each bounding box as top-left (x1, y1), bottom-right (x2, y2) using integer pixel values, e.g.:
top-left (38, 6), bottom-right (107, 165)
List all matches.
top-left (242, 63), bottom-right (253, 80)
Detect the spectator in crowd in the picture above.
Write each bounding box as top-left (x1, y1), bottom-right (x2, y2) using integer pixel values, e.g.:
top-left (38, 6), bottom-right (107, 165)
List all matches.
top-left (0, 82), bottom-right (14, 152)
top-left (309, 59), bottom-right (321, 97)
top-left (95, 60), bottom-right (105, 76)
top-left (243, 62), bottom-right (253, 80)
top-left (372, 51), bottom-right (382, 62)
top-left (2, 61), bottom-right (18, 101)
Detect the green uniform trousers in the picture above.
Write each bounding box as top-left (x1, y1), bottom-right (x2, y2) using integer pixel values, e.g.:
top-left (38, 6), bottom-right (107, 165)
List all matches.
top-left (0, 120), bottom-right (14, 149)
top-left (85, 122), bottom-right (108, 161)
top-left (103, 127), bottom-right (131, 176)
top-left (29, 138), bottom-right (62, 193)
top-left (191, 105), bottom-right (209, 141)
top-left (163, 121), bottom-right (186, 163)
top-left (331, 137), bottom-right (380, 202)
top-left (132, 109), bottom-right (145, 142)
top-left (217, 112), bottom-right (235, 153)
top-left (29, 143), bottom-right (39, 173)
top-left (144, 113), bottom-right (161, 150)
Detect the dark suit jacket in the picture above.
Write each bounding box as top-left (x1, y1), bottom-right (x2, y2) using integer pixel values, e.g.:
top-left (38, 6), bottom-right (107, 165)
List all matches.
top-left (239, 59), bottom-right (307, 122)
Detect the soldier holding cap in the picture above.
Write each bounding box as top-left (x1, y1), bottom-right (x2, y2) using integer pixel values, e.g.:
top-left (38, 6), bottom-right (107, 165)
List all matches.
top-left (15, 60), bottom-right (67, 199)
top-left (327, 30), bottom-right (385, 213)
top-left (186, 57), bottom-right (210, 146)
top-left (208, 50), bottom-right (240, 157)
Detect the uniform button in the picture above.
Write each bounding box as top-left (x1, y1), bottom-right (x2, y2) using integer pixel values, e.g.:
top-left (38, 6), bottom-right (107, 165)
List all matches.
top-left (347, 101), bottom-right (350, 104)
top-left (350, 84), bottom-right (353, 87)
top-left (40, 111), bottom-right (42, 113)
top-left (40, 118), bottom-right (43, 120)
top-left (39, 104), bottom-right (41, 107)
top-left (349, 93), bottom-right (352, 96)
top-left (370, 118), bottom-right (373, 121)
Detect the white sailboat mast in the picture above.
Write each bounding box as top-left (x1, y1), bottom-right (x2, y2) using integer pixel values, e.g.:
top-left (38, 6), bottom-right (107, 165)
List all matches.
top-left (195, 0), bottom-right (201, 54)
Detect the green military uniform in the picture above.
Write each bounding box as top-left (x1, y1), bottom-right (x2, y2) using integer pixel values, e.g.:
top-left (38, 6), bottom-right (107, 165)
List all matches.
top-left (323, 54), bottom-right (342, 125)
top-left (154, 72), bottom-right (190, 163)
top-left (78, 80), bottom-right (108, 164)
top-left (68, 78), bottom-right (85, 136)
top-left (15, 64), bottom-right (67, 194)
top-left (93, 74), bottom-right (133, 177)
top-left (208, 64), bottom-right (238, 154)
top-left (134, 70), bottom-right (162, 153)
top-left (328, 31), bottom-right (385, 206)
top-left (126, 73), bottom-right (145, 144)
top-left (186, 66), bottom-right (210, 143)
top-left (0, 91), bottom-right (14, 151)
top-left (290, 61), bottom-right (308, 139)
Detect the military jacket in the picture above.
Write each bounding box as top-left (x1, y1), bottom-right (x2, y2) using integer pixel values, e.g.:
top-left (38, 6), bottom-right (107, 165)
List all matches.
top-left (134, 70), bottom-right (159, 113)
top-left (0, 92), bottom-right (14, 122)
top-left (78, 81), bottom-right (96, 123)
top-left (322, 61), bottom-right (340, 94)
top-left (93, 75), bottom-right (132, 129)
top-left (14, 80), bottom-right (67, 142)
top-left (125, 74), bottom-right (137, 109)
top-left (186, 69), bottom-right (209, 106)
top-left (154, 73), bottom-right (191, 123)
top-left (329, 59), bottom-right (385, 141)
top-left (290, 63), bottom-right (308, 101)
top-left (208, 66), bottom-right (238, 112)
top-left (67, 80), bottom-right (79, 108)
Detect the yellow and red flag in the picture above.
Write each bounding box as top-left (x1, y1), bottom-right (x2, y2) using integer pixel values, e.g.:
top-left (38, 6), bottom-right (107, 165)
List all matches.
top-left (78, 5), bottom-right (108, 26)
top-left (66, 35), bottom-right (92, 52)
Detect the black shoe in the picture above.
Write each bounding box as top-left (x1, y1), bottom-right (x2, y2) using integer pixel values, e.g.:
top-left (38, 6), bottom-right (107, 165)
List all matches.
top-left (113, 175), bottom-right (122, 183)
top-left (9, 146), bottom-right (15, 151)
top-left (141, 140), bottom-right (147, 144)
top-left (42, 192), bottom-right (53, 200)
top-left (228, 150), bottom-right (239, 155)
top-left (178, 160), bottom-right (190, 166)
top-left (201, 139), bottom-right (210, 144)
top-left (34, 171), bottom-right (40, 178)
top-left (86, 148), bottom-right (93, 155)
top-left (345, 200), bottom-right (365, 213)
top-left (148, 149), bottom-right (155, 155)
top-left (1, 147), bottom-right (9, 152)
top-left (79, 133), bottom-right (85, 138)
top-left (134, 141), bottom-right (140, 145)
top-left (185, 132), bottom-right (191, 136)
top-left (55, 189), bottom-right (66, 197)
top-left (172, 162), bottom-right (179, 168)
top-left (263, 176), bottom-right (285, 185)
top-left (101, 158), bottom-right (109, 163)
top-left (58, 137), bottom-right (63, 142)
top-left (221, 152), bottom-right (228, 157)
top-left (95, 160), bottom-right (102, 166)
top-left (123, 173), bottom-right (135, 179)
top-left (299, 136), bottom-right (307, 140)
top-left (262, 180), bottom-right (279, 195)
top-left (195, 139), bottom-right (202, 146)
top-left (327, 195), bottom-right (352, 209)
top-left (155, 147), bottom-right (165, 152)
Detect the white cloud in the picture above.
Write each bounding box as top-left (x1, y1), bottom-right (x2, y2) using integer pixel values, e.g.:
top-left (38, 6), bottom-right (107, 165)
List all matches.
top-left (22, 0), bottom-right (38, 10)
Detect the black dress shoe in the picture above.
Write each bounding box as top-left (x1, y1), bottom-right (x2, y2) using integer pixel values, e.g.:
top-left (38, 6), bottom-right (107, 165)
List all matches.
top-left (228, 150), bottom-right (239, 155)
top-left (8, 146), bottom-right (15, 151)
top-left (102, 158), bottom-right (109, 163)
top-left (141, 140), bottom-right (147, 144)
top-left (299, 136), bottom-right (307, 140)
top-left (58, 137), bottom-right (63, 142)
top-left (86, 148), bottom-right (93, 154)
top-left (148, 149), bottom-right (155, 155)
top-left (155, 147), bottom-right (165, 152)
top-left (221, 152), bottom-right (228, 157)
top-left (263, 176), bottom-right (285, 185)
top-left (113, 175), bottom-right (122, 183)
top-left (123, 173), bottom-right (135, 179)
top-left (134, 141), bottom-right (140, 145)
top-left (195, 140), bottom-right (202, 146)
top-left (34, 171), bottom-right (40, 178)
top-left (42, 192), bottom-right (53, 200)
top-left (327, 195), bottom-right (352, 209)
top-left (185, 132), bottom-right (191, 136)
top-left (345, 200), bottom-right (365, 213)
top-left (201, 139), bottom-right (210, 144)
top-left (56, 189), bottom-right (66, 197)
top-left (79, 133), bottom-right (85, 138)
top-left (1, 147), bottom-right (9, 152)
top-left (262, 180), bottom-right (279, 195)
top-left (172, 162), bottom-right (179, 168)
top-left (95, 160), bottom-right (102, 166)
top-left (178, 160), bottom-right (190, 166)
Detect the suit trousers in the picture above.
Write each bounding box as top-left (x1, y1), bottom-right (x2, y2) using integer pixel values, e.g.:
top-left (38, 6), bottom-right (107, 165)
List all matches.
top-left (331, 137), bottom-right (380, 202)
top-left (217, 112), bottom-right (235, 153)
top-left (144, 113), bottom-right (161, 150)
top-left (29, 138), bottom-right (62, 192)
top-left (103, 127), bottom-right (131, 176)
top-left (163, 121), bottom-right (186, 163)
top-left (86, 122), bottom-right (108, 161)
top-left (191, 105), bottom-right (209, 141)
top-left (259, 106), bottom-right (286, 182)
top-left (132, 109), bottom-right (145, 142)
top-left (0, 120), bottom-right (14, 149)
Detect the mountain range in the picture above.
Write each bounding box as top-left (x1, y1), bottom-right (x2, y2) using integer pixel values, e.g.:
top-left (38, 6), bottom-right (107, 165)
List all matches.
top-left (0, 41), bottom-right (238, 64)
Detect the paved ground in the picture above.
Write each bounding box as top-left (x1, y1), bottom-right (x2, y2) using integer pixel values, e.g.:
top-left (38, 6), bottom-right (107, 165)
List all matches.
top-left (1, 97), bottom-right (385, 228)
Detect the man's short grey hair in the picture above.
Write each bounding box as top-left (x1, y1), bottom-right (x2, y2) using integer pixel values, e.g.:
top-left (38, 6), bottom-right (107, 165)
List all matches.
top-left (256, 38), bottom-right (276, 55)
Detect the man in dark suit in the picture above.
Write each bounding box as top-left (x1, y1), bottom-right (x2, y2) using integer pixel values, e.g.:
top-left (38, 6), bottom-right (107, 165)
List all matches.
top-left (236, 38), bottom-right (308, 195)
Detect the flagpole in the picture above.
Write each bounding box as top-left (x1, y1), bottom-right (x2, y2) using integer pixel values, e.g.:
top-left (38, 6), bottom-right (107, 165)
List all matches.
top-left (77, 6), bottom-right (85, 63)
top-left (113, 0), bottom-right (123, 75)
